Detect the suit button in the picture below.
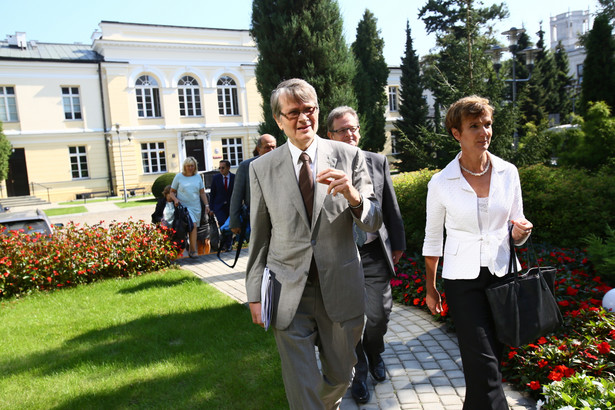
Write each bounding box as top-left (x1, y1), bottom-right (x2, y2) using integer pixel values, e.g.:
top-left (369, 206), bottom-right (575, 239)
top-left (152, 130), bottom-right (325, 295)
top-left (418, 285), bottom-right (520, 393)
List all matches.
top-left (311, 240), bottom-right (316, 246)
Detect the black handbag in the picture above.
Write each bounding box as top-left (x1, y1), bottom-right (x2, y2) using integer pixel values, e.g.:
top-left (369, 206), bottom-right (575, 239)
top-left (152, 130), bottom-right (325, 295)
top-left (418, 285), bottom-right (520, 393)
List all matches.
top-left (486, 226), bottom-right (563, 347)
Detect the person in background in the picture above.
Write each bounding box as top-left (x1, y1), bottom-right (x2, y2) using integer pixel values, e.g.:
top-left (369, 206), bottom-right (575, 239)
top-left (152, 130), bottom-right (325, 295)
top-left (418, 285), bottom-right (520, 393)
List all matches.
top-left (327, 106), bottom-right (406, 404)
top-left (423, 95), bottom-right (533, 409)
top-left (169, 157), bottom-right (210, 258)
top-left (160, 185), bottom-right (175, 227)
top-left (210, 159), bottom-right (235, 250)
top-left (246, 78), bottom-right (382, 409)
top-left (229, 134), bottom-right (277, 235)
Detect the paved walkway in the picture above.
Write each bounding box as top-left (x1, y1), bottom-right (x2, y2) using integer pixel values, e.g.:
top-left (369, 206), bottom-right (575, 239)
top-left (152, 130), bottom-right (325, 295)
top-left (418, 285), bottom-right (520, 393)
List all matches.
top-left (28, 200), bottom-right (535, 409)
top-left (179, 250), bottom-right (536, 410)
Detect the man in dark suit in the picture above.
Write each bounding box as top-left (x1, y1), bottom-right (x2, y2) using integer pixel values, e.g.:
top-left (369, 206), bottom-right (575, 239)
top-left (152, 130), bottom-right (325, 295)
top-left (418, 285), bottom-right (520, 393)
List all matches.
top-left (328, 106), bottom-right (406, 404)
top-left (210, 159), bottom-right (235, 249)
top-left (246, 79), bottom-right (382, 409)
top-left (229, 134), bottom-right (277, 235)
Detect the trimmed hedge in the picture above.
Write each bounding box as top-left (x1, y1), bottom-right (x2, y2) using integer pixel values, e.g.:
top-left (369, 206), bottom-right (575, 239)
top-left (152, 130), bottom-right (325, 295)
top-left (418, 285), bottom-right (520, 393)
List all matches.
top-left (393, 165), bottom-right (615, 253)
top-left (151, 172), bottom-right (177, 199)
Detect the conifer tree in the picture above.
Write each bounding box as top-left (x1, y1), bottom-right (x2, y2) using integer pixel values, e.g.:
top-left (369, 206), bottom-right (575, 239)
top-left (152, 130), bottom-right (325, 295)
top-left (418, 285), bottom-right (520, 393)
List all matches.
top-left (351, 10), bottom-right (388, 152)
top-left (394, 21), bottom-right (429, 171)
top-left (554, 42), bottom-right (573, 120)
top-left (581, 13), bottom-right (615, 114)
top-left (251, 0), bottom-right (356, 143)
top-left (0, 122), bottom-right (11, 182)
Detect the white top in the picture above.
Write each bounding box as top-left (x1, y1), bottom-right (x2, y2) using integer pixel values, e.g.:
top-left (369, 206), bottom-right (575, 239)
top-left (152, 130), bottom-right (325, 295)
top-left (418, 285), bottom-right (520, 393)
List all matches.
top-left (477, 196), bottom-right (490, 266)
top-left (422, 152), bottom-right (525, 279)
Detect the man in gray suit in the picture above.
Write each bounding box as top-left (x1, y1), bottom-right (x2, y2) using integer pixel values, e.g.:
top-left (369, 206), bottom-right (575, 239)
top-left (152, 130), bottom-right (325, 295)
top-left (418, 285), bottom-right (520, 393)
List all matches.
top-left (328, 106), bottom-right (406, 404)
top-left (246, 79), bottom-right (382, 409)
top-left (229, 134), bottom-right (276, 235)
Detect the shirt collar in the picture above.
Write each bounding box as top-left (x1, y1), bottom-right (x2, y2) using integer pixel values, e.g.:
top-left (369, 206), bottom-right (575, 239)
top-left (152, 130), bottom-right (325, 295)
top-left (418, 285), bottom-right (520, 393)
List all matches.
top-left (288, 136), bottom-right (318, 165)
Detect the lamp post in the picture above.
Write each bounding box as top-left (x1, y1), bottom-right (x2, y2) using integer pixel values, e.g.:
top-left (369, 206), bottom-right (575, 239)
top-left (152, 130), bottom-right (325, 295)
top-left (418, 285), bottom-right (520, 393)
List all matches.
top-left (114, 123), bottom-right (128, 203)
top-left (488, 27), bottom-right (541, 149)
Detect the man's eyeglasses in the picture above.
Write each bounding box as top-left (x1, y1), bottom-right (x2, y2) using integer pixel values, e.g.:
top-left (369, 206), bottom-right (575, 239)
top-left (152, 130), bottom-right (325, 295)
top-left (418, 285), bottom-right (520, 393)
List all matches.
top-left (331, 125), bottom-right (360, 135)
top-left (280, 106), bottom-right (319, 120)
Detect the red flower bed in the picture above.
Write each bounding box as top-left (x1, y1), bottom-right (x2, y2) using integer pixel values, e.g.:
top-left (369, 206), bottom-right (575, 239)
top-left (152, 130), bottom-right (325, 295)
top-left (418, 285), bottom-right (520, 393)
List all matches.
top-left (0, 220), bottom-right (181, 298)
top-left (391, 245), bottom-right (615, 399)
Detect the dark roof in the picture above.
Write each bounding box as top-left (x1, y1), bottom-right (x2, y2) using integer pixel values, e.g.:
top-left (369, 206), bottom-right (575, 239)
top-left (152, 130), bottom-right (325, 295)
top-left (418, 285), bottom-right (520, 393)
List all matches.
top-left (0, 41), bottom-right (103, 63)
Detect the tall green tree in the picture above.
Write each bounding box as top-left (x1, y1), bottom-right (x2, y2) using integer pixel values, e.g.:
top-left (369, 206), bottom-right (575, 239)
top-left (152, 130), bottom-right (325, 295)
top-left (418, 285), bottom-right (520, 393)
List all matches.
top-left (251, 0), bottom-right (356, 144)
top-left (351, 10), bottom-right (388, 152)
top-left (394, 21), bottom-right (430, 171)
top-left (418, 0), bottom-right (514, 163)
top-left (0, 122), bottom-right (11, 182)
top-left (580, 13), bottom-right (615, 114)
top-left (554, 42), bottom-right (573, 120)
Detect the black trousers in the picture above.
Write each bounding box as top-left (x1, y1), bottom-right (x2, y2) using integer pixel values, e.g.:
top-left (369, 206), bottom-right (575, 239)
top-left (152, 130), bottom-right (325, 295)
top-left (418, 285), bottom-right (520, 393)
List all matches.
top-left (443, 267), bottom-right (509, 410)
top-left (354, 240), bottom-right (392, 380)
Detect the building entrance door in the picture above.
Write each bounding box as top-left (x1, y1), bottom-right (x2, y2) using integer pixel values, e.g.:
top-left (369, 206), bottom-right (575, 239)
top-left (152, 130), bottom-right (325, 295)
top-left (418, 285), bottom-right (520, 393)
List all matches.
top-left (185, 139), bottom-right (206, 172)
top-left (6, 148), bottom-right (30, 196)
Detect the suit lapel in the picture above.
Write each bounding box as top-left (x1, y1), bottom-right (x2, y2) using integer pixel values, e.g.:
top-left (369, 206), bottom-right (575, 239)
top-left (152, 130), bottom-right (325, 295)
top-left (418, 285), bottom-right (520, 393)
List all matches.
top-left (277, 144), bottom-right (312, 228)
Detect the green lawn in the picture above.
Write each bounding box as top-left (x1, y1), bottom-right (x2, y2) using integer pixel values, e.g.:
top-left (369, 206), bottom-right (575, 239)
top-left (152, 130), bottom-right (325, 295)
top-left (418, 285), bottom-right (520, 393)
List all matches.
top-left (0, 269), bottom-right (287, 409)
top-left (44, 206), bottom-right (88, 216)
top-left (115, 198), bottom-right (157, 208)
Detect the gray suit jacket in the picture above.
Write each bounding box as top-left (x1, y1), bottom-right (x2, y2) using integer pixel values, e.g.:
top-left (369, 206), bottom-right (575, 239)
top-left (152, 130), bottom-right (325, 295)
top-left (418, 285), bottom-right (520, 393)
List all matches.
top-left (229, 155), bottom-right (258, 230)
top-left (363, 151), bottom-right (406, 277)
top-left (246, 137), bottom-right (382, 330)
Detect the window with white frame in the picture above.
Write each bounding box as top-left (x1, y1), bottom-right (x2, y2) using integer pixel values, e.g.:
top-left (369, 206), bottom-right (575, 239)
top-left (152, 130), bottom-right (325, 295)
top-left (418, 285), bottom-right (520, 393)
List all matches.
top-left (136, 75), bottom-right (162, 118)
top-left (217, 76), bottom-right (239, 115)
top-left (388, 86), bottom-right (399, 112)
top-left (0, 86), bottom-right (18, 122)
top-left (69, 146), bottom-right (89, 179)
top-left (390, 133), bottom-right (399, 155)
top-left (62, 87), bottom-right (82, 120)
top-left (178, 76), bottom-right (202, 117)
top-left (141, 142), bottom-right (167, 174)
top-left (221, 138), bottom-right (243, 167)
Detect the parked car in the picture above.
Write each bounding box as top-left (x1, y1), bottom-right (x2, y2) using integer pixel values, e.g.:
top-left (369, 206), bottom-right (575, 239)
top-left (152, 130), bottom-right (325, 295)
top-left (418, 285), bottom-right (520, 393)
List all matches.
top-left (0, 209), bottom-right (55, 235)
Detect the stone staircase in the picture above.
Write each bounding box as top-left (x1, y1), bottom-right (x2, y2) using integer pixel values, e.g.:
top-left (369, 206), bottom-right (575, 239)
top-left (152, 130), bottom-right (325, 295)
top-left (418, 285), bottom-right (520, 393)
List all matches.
top-left (0, 195), bottom-right (50, 209)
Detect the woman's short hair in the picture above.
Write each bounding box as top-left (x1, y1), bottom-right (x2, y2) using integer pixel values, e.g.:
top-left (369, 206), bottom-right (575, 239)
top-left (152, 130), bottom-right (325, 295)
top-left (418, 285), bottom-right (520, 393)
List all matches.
top-left (270, 78), bottom-right (318, 118)
top-left (182, 157), bottom-right (198, 176)
top-left (445, 96), bottom-right (494, 137)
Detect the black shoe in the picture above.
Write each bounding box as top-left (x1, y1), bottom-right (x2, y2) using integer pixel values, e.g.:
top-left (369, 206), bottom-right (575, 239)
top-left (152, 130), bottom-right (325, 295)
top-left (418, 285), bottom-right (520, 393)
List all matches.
top-left (351, 379), bottom-right (370, 404)
top-left (369, 356), bottom-right (386, 382)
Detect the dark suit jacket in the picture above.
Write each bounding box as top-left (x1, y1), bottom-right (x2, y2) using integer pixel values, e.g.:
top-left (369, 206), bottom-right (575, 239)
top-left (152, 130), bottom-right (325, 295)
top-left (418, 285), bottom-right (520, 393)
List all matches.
top-left (363, 151), bottom-right (406, 277)
top-left (246, 137), bottom-right (383, 330)
top-left (229, 156), bottom-right (258, 230)
top-left (210, 172), bottom-right (235, 222)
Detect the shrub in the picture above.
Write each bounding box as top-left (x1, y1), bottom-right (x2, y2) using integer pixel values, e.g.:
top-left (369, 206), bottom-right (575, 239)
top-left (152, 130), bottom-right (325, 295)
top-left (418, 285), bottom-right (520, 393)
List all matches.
top-left (519, 165), bottom-right (615, 248)
top-left (392, 169), bottom-right (438, 254)
top-left (151, 172), bottom-right (177, 199)
top-left (584, 225), bottom-right (615, 286)
top-left (0, 220), bottom-right (180, 298)
top-left (537, 372), bottom-right (615, 410)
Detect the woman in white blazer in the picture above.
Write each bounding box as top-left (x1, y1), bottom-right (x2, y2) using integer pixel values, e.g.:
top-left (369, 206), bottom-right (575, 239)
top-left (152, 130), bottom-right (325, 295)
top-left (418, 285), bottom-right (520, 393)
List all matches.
top-left (423, 96), bottom-right (533, 409)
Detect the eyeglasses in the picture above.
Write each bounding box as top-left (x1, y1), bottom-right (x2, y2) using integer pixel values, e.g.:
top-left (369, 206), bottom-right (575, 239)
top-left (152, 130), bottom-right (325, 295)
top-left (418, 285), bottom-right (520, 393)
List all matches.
top-left (330, 125), bottom-right (360, 135)
top-left (280, 106), bottom-right (319, 120)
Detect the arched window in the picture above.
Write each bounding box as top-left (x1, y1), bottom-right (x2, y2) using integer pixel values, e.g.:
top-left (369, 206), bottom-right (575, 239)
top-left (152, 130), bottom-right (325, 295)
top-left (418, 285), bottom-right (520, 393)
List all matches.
top-left (217, 76), bottom-right (239, 116)
top-left (178, 76), bottom-right (202, 117)
top-left (136, 75), bottom-right (161, 118)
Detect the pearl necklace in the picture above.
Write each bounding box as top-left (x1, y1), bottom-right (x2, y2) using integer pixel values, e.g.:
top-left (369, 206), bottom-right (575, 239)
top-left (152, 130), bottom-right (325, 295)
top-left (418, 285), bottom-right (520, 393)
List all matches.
top-left (459, 159), bottom-right (490, 176)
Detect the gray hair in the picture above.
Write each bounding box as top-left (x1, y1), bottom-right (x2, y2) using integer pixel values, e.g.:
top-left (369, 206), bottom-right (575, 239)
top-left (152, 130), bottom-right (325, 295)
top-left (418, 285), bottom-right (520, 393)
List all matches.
top-left (327, 106), bottom-right (359, 132)
top-left (270, 78), bottom-right (318, 118)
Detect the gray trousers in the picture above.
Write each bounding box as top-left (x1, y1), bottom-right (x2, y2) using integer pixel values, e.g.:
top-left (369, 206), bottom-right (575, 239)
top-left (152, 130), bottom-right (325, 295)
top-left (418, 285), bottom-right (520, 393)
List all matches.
top-left (354, 241), bottom-right (393, 380)
top-left (273, 280), bottom-right (364, 410)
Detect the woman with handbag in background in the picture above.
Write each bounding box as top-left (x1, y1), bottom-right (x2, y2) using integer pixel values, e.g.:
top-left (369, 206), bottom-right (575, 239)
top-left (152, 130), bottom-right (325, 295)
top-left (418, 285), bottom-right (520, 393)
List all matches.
top-left (422, 96), bottom-right (533, 409)
top-left (169, 157), bottom-right (210, 258)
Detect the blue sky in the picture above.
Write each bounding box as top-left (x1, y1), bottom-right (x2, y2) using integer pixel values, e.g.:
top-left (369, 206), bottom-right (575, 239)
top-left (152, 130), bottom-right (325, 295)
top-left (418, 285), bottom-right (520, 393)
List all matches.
top-left (1, 0), bottom-right (600, 65)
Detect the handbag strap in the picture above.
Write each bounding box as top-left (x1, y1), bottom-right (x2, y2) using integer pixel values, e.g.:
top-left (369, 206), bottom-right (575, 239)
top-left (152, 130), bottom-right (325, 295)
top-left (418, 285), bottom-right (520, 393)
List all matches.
top-left (507, 224), bottom-right (542, 281)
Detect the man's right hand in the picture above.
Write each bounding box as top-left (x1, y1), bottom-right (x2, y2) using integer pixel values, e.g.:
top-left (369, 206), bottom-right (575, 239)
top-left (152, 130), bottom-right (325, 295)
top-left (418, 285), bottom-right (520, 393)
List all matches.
top-left (231, 227), bottom-right (241, 234)
top-left (249, 302), bottom-right (264, 328)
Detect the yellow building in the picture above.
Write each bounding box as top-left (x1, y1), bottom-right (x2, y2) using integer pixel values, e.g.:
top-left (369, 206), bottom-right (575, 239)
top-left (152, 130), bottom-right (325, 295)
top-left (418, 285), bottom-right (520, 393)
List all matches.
top-left (1, 22), bottom-right (261, 202)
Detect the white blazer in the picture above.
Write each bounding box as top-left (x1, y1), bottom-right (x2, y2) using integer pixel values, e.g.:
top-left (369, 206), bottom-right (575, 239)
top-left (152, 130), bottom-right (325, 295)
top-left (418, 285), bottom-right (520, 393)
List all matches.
top-left (422, 152), bottom-right (525, 279)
